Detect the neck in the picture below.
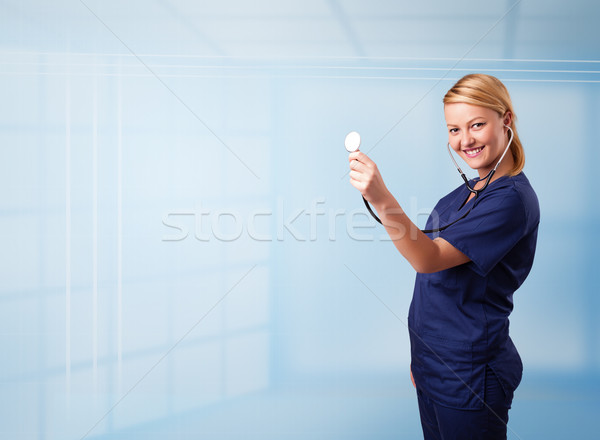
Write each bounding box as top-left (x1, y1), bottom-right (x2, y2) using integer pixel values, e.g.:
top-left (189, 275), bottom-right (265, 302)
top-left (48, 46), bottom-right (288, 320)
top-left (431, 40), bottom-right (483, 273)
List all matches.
top-left (477, 152), bottom-right (514, 181)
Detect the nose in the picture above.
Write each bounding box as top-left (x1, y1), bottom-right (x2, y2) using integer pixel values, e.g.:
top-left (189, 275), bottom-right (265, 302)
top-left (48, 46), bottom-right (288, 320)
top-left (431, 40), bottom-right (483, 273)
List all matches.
top-left (460, 132), bottom-right (475, 149)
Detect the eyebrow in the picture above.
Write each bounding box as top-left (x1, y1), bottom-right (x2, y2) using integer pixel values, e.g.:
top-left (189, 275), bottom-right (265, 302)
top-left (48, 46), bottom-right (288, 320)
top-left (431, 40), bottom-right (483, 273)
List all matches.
top-left (446, 117), bottom-right (486, 127)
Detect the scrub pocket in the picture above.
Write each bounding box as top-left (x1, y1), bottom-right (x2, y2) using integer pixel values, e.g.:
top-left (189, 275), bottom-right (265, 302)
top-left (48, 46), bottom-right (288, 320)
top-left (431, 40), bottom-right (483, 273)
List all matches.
top-left (410, 332), bottom-right (486, 410)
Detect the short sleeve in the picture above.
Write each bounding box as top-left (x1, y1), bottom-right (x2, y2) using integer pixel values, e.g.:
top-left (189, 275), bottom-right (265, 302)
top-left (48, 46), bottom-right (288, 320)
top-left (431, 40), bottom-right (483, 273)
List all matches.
top-left (439, 188), bottom-right (527, 277)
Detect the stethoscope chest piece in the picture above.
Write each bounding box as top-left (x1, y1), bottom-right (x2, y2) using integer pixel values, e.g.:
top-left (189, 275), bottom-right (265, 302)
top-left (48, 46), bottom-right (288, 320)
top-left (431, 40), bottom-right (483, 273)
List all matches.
top-left (344, 131), bottom-right (361, 152)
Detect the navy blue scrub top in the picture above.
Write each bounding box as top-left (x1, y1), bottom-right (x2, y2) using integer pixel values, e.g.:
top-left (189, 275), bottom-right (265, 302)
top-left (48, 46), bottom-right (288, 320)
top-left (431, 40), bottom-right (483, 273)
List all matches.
top-left (408, 172), bottom-right (540, 410)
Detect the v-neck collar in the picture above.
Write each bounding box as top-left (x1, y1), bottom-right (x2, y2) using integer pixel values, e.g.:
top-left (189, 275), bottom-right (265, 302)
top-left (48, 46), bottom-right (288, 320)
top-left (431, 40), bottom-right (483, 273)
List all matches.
top-left (456, 174), bottom-right (511, 211)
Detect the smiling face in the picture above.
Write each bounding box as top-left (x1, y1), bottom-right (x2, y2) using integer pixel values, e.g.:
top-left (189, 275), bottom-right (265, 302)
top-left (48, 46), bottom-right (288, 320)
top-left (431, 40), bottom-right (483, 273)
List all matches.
top-left (444, 103), bottom-right (513, 178)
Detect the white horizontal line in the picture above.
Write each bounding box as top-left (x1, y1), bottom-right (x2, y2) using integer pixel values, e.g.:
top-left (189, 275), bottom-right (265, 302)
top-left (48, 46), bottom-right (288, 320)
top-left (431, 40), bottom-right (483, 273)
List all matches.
top-left (2, 72), bottom-right (599, 83)
top-left (2, 62), bottom-right (599, 75)
top-left (1, 50), bottom-right (599, 64)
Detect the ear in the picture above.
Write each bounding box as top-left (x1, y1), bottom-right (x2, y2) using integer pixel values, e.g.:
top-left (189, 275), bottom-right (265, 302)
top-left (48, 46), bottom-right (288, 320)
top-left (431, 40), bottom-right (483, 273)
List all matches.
top-left (503, 111), bottom-right (513, 127)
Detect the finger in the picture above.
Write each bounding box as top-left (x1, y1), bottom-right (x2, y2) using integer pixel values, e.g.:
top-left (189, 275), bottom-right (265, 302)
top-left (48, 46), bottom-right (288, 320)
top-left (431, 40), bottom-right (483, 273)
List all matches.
top-left (349, 177), bottom-right (365, 192)
top-left (349, 159), bottom-right (365, 172)
top-left (348, 151), bottom-right (365, 162)
top-left (349, 170), bottom-right (363, 181)
top-left (349, 151), bottom-right (375, 167)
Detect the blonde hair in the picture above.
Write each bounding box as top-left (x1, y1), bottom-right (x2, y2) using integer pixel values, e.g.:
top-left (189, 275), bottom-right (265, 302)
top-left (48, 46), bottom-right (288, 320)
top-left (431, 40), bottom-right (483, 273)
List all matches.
top-left (443, 74), bottom-right (525, 176)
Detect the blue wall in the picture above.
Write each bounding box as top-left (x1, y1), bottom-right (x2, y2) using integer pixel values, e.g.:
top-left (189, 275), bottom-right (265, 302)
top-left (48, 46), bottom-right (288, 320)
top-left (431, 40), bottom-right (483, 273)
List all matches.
top-left (1, 1), bottom-right (599, 439)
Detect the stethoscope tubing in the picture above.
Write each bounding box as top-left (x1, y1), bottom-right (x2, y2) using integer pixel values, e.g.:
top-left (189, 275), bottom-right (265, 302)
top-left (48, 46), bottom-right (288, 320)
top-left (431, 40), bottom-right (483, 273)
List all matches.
top-left (363, 126), bottom-right (514, 233)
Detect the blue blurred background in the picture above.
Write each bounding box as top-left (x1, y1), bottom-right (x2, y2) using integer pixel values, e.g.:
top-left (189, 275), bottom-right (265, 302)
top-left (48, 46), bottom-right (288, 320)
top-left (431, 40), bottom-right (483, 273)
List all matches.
top-left (1, 1), bottom-right (599, 439)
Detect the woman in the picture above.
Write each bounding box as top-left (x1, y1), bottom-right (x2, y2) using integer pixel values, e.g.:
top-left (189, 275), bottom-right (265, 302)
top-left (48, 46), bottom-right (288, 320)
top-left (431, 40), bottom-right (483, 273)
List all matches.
top-left (348, 74), bottom-right (539, 439)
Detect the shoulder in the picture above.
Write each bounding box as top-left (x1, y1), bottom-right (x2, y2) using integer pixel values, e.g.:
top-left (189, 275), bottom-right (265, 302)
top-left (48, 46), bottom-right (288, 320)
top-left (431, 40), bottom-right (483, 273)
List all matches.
top-left (477, 172), bottom-right (540, 228)
top-left (512, 172), bottom-right (540, 223)
top-left (501, 172), bottom-right (540, 224)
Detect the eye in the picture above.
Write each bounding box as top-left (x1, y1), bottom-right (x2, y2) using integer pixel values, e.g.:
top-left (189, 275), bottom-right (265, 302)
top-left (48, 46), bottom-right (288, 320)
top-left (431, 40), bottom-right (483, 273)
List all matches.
top-left (472, 122), bottom-right (486, 129)
top-left (449, 128), bottom-right (459, 134)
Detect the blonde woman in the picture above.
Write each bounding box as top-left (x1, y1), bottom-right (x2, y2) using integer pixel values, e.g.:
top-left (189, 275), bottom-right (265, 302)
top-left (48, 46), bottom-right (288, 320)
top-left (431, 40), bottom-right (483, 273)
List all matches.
top-left (348, 74), bottom-right (539, 439)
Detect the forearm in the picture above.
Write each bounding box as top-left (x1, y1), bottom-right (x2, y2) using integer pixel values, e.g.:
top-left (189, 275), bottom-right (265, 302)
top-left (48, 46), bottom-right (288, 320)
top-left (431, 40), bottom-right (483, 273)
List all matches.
top-left (372, 194), bottom-right (450, 273)
top-left (348, 151), bottom-right (469, 273)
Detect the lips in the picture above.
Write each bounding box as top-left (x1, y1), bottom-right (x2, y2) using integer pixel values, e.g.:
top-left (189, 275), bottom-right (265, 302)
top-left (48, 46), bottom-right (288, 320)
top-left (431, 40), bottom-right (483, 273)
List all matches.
top-left (463, 146), bottom-right (485, 158)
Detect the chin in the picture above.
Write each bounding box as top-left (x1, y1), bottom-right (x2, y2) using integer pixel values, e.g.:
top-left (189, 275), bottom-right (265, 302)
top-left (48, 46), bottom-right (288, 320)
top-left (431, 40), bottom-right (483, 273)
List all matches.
top-left (466, 158), bottom-right (493, 173)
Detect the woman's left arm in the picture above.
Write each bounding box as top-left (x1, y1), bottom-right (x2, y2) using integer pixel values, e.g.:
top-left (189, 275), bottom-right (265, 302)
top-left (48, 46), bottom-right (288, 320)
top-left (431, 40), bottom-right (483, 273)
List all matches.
top-left (348, 151), bottom-right (469, 273)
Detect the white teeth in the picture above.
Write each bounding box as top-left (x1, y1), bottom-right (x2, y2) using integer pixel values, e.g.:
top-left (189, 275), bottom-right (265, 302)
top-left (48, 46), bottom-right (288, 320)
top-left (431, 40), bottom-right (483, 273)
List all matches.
top-left (465, 147), bottom-right (483, 157)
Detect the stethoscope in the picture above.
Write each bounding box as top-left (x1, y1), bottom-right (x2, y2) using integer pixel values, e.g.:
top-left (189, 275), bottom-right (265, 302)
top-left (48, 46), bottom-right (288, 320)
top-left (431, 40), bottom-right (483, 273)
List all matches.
top-left (345, 126), bottom-right (514, 233)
